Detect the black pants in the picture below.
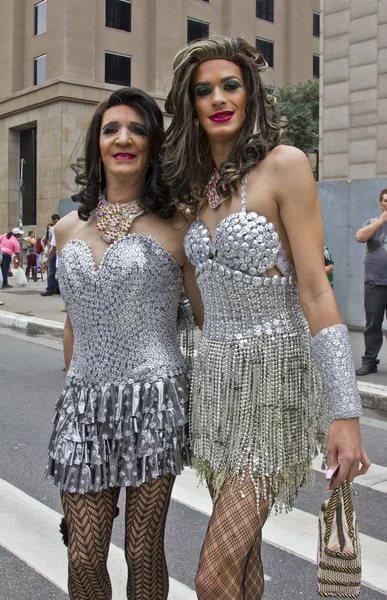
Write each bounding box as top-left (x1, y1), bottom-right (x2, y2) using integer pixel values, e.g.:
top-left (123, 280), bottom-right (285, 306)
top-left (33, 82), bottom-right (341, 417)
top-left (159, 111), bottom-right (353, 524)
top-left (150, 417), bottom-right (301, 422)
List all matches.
top-left (1, 252), bottom-right (12, 287)
top-left (363, 282), bottom-right (387, 366)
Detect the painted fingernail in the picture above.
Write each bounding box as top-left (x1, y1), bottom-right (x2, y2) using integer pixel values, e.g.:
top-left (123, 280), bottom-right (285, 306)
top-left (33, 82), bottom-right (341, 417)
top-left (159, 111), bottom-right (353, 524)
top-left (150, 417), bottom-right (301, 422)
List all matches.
top-left (325, 469), bottom-right (334, 480)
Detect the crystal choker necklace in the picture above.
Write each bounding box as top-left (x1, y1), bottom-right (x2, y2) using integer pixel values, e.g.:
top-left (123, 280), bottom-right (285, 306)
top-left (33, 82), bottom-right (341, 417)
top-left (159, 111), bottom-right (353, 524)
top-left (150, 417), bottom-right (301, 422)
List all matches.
top-left (206, 169), bottom-right (221, 209)
top-left (93, 195), bottom-right (145, 243)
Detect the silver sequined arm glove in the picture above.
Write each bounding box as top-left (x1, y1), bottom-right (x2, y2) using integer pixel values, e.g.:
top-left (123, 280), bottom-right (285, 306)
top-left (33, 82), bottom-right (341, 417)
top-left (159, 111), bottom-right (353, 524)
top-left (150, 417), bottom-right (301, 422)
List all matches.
top-left (311, 324), bottom-right (363, 420)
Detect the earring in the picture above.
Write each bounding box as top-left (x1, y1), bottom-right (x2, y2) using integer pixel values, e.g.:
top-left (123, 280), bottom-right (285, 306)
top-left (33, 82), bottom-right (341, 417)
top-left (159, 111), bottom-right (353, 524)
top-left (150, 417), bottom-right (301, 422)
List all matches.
top-left (98, 160), bottom-right (103, 190)
top-left (193, 119), bottom-right (203, 165)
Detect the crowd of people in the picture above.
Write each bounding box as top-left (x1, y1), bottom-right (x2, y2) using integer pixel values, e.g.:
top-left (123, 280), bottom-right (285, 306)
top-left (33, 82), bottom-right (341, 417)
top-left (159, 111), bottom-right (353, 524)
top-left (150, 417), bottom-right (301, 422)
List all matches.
top-left (0, 214), bottom-right (60, 290)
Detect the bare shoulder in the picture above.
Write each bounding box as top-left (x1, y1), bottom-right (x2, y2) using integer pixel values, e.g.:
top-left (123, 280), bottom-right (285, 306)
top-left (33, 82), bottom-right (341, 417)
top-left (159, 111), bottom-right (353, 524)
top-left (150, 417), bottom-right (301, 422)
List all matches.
top-left (54, 211), bottom-right (82, 247)
top-left (266, 144), bottom-right (310, 173)
top-left (54, 211), bottom-right (79, 234)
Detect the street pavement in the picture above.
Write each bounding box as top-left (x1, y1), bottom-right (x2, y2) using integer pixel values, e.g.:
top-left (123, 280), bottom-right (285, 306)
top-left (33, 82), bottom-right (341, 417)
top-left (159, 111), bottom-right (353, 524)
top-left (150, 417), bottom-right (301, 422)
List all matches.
top-left (1, 321), bottom-right (387, 599)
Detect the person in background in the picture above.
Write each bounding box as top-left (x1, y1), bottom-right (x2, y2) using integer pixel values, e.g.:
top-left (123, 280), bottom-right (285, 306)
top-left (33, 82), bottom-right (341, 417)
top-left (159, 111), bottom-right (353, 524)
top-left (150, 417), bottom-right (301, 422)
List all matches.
top-left (355, 188), bottom-right (387, 376)
top-left (35, 235), bottom-right (43, 275)
top-left (41, 223), bottom-right (53, 275)
top-left (0, 227), bottom-right (24, 289)
top-left (41, 214), bottom-right (60, 296)
top-left (324, 245), bottom-right (334, 288)
top-left (25, 230), bottom-right (37, 281)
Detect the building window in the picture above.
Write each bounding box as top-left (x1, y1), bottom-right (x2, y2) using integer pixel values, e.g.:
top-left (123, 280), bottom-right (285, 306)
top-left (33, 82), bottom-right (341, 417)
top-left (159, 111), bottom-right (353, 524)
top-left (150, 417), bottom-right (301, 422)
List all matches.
top-left (105, 0), bottom-right (132, 33)
top-left (313, 54), bottom-right (320, 78)
top-left (256, 38), bottom-right (274, 68)
top-left (33, 54), bottom-right (46, 85)
top-left (256, 0), bottom-right (274, 23)
top-left (105, 51), bottom-right (131, 86)
top-left (187, 18), bottom-right (209, 43)
top-left (20, 128), bottom-right (37, 226)
top-left (313, 12), bottom-right (320, 37)
top-left (34, 0), bottom-right (47, 36)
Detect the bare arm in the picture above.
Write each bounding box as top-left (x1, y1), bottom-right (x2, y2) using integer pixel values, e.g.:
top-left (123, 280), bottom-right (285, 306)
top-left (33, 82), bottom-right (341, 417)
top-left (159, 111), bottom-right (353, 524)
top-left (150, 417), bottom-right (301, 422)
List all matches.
top-left (63, 315), bottom-right (74, 372)
top-left (356, 214), bottom-right (387, 242)
top-left (183, 261), bottom-right (204, 329)
top-left (273, 146), bottom-right (370, 488)
top-left (274, 147), bottom-right (340, 336)
top-left (325, 264), bottom-right (334, 275)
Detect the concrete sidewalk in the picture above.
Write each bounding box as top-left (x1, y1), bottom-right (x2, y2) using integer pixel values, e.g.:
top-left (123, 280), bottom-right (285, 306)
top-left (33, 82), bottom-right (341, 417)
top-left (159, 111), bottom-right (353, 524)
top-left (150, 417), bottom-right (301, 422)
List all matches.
top-left (1, 277), bottom-right (387, 412)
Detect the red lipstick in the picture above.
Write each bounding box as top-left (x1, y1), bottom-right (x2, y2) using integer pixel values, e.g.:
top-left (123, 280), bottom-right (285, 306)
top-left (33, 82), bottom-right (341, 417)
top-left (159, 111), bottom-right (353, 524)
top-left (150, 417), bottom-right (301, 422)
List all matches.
top-left (209, 111), bottom-right (234, 123)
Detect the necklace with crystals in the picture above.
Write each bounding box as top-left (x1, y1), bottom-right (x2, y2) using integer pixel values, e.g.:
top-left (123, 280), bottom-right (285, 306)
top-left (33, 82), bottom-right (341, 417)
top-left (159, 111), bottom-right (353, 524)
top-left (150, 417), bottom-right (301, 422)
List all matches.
top-left (206, 169), bottom-right (221, 209)
top-left (93, 195), bottom-right (145, 243)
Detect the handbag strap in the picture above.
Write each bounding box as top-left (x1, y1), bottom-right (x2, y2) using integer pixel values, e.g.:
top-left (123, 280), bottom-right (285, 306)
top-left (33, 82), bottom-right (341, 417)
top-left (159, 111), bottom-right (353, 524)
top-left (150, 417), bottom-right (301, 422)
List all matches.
top-left (323, 481), bottom-right (355, 544)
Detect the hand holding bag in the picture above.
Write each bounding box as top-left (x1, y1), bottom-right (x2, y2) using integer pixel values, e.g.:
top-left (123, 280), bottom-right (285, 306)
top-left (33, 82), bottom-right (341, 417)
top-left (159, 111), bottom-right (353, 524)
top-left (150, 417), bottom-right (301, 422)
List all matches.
top-left (317, 481), bottom-right (361, 598)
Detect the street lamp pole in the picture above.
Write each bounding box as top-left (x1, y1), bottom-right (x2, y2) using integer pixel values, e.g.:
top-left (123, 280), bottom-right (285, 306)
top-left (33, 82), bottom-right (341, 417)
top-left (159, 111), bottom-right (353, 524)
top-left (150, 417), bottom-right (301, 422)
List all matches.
top-left (19, 158), bottom-right (25, 268)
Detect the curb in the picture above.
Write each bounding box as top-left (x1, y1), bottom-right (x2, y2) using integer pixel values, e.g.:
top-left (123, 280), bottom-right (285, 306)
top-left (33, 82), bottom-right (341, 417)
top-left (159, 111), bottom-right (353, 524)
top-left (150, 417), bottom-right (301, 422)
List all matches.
top-left (0, 311), bottom-right (64, 339)
top-left (1, 311), bottom-right (387, 414)
top-left (357, 381), bottom-right (387, 414)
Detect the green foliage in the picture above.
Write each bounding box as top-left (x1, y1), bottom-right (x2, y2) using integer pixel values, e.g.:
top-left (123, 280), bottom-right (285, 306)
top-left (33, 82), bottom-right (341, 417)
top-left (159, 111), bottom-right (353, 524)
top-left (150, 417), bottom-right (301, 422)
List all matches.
top-left (274, 78), bottom-right (319, 154)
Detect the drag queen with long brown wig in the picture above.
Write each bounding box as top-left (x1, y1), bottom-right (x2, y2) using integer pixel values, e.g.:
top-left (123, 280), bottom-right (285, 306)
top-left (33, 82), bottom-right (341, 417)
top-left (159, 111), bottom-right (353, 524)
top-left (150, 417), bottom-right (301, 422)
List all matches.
top-left (163, 37), bottom-right (370, 599)
top-left (44, 87), bottom-right (202, 600)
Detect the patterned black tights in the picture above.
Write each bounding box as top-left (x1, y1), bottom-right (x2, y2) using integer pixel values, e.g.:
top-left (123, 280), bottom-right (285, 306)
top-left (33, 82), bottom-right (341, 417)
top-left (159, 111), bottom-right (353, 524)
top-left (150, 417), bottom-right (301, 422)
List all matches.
top-left (61, 474), bottom-right (175, 600)
top-left (196, 477), bottom-right (270, 600)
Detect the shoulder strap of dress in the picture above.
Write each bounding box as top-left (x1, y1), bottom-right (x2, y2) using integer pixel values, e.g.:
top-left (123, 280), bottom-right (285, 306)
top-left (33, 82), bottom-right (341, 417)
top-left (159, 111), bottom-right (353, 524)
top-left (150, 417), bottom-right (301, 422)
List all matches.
top-left (241, 174), bottom-right (248, 212)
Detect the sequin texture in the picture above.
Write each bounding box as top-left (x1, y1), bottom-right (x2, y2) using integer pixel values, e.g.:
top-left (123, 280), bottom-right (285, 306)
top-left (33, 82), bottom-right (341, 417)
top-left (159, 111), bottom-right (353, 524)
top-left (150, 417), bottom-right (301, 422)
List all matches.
top-left (311, 324), bottom-right (362, 420)
top-left (184, 176), bottom-right (330, 513)
top-left (45, 235), bottom-right (191, 493)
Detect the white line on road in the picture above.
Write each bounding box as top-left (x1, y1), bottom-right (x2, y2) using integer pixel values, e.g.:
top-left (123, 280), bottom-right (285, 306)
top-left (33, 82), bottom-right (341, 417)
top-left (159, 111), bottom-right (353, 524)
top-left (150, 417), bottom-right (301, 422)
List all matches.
top-left (0, 478), bottom-right (197, 600)
top-left (172, 469), bottom-right (387, 595)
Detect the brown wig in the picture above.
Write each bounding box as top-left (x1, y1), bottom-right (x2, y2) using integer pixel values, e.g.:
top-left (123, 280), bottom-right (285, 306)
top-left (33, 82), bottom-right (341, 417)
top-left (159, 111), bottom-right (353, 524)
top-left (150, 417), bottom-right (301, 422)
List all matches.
top-left (71, 87), bottom-right (174, 221)
top-left (163, 36), bottom-right (284, 207)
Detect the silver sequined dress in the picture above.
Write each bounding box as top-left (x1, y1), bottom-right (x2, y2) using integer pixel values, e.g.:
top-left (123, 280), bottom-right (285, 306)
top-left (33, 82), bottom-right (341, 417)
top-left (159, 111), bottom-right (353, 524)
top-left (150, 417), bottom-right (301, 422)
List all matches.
top-left (45, 234), bottom-right (192, 494)
top-left (184, 177), bottom-right (329, 511)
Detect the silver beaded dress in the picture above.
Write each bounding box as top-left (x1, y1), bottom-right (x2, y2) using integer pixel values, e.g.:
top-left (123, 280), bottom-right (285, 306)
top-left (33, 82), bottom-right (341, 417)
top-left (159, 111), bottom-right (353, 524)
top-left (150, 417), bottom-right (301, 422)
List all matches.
top-left (45, 234), bottom-right (193, 494)
top-left (184, 176), bottom-right (329, 512)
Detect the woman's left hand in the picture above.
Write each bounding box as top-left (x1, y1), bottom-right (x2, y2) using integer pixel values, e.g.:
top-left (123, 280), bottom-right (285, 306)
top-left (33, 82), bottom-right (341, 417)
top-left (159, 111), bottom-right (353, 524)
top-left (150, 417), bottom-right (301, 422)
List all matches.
top-left (325, 418), bottom-right (371, 491)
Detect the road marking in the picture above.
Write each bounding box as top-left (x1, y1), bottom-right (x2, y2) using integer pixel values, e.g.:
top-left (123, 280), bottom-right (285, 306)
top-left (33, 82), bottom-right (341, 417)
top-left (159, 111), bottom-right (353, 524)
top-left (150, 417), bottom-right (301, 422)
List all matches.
top-left (172, 469), bottom-right (387, 595)
top-left (0, 478), bottom-right (196, 600)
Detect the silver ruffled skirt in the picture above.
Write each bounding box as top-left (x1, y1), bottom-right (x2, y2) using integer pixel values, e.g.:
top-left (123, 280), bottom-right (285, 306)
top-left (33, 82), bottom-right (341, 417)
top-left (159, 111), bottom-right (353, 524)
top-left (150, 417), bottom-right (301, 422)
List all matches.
top-left (45, 374), bottom-right (191, 493)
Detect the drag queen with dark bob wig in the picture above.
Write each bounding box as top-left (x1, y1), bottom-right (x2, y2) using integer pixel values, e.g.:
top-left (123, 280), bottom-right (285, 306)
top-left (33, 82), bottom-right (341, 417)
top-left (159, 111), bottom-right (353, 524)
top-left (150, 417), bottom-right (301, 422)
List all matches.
top-left (164, 37), bottom-right (370, 599)
top-left (44, 87), bottom-right (203, 600)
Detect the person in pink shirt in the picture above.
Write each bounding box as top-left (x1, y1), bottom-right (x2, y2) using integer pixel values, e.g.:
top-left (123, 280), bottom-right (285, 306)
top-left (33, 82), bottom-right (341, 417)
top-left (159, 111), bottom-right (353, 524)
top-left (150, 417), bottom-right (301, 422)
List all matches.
top-left (0, 227), bottom-right (24, 288)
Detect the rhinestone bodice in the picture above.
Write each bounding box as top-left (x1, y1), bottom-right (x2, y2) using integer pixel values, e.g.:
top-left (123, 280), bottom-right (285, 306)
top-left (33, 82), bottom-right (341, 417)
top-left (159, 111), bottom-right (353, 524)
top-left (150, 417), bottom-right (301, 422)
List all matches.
top-left (58, 235), bottom-right (187, 384)
top-left (184, 176), bottom-right (300, 341)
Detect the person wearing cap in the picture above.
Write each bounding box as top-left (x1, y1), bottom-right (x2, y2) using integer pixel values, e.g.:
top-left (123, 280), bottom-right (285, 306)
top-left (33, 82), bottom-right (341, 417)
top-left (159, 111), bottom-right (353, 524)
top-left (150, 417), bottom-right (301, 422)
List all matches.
top-left (0, 227), bottom-right (24, 288)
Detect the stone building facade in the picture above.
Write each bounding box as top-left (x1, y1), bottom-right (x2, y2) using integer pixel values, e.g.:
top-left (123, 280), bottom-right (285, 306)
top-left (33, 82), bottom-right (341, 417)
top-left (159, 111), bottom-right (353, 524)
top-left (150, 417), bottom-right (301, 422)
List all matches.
top-left (320, 0), bottom-right (387, 180)
top-left (0, 0), bottom-right (320, 234)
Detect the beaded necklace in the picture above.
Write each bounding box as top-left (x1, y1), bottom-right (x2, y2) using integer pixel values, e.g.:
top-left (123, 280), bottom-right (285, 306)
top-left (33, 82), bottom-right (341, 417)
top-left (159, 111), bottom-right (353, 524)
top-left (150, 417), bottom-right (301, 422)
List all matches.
top-left (206, 169), bottom-right (221, 209)
top-left (93, 195), bottom-right (145, 244)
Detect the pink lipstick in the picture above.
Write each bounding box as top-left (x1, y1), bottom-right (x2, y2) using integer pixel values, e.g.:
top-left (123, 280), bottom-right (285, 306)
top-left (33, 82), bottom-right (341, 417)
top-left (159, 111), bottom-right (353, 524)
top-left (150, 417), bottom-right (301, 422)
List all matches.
top-left (209, 111), bottom-right (234, 123)
top-left (113, 153), bottom-right (136, 160)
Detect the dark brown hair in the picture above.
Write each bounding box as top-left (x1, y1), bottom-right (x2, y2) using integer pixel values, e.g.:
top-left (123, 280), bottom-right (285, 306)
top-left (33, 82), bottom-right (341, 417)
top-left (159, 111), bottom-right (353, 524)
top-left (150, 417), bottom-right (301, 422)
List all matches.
top-left (163, 36), bottom-right (283, 207)
top-left (71, 87), bottom-right (174, 221)
top-left (380, 188), bottom-right (387, 202)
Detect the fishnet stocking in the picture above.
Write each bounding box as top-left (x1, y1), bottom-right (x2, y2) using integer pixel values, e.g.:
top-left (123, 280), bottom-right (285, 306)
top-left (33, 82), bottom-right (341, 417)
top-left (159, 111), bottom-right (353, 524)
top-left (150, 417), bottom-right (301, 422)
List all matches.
top-left (61, 474), bottom-right (175, 600)
top-left (61, 487), bottom-right (120, 600)
top-left (124, 473), bottom-right (175, 600)
top-left (196, 476), bottom-right (270, 600)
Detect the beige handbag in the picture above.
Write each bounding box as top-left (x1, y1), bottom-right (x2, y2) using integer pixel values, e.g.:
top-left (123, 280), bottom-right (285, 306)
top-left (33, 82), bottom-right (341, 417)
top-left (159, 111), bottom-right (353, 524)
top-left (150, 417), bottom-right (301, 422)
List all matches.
top-left (317, 481), bottom-right (361, 598)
